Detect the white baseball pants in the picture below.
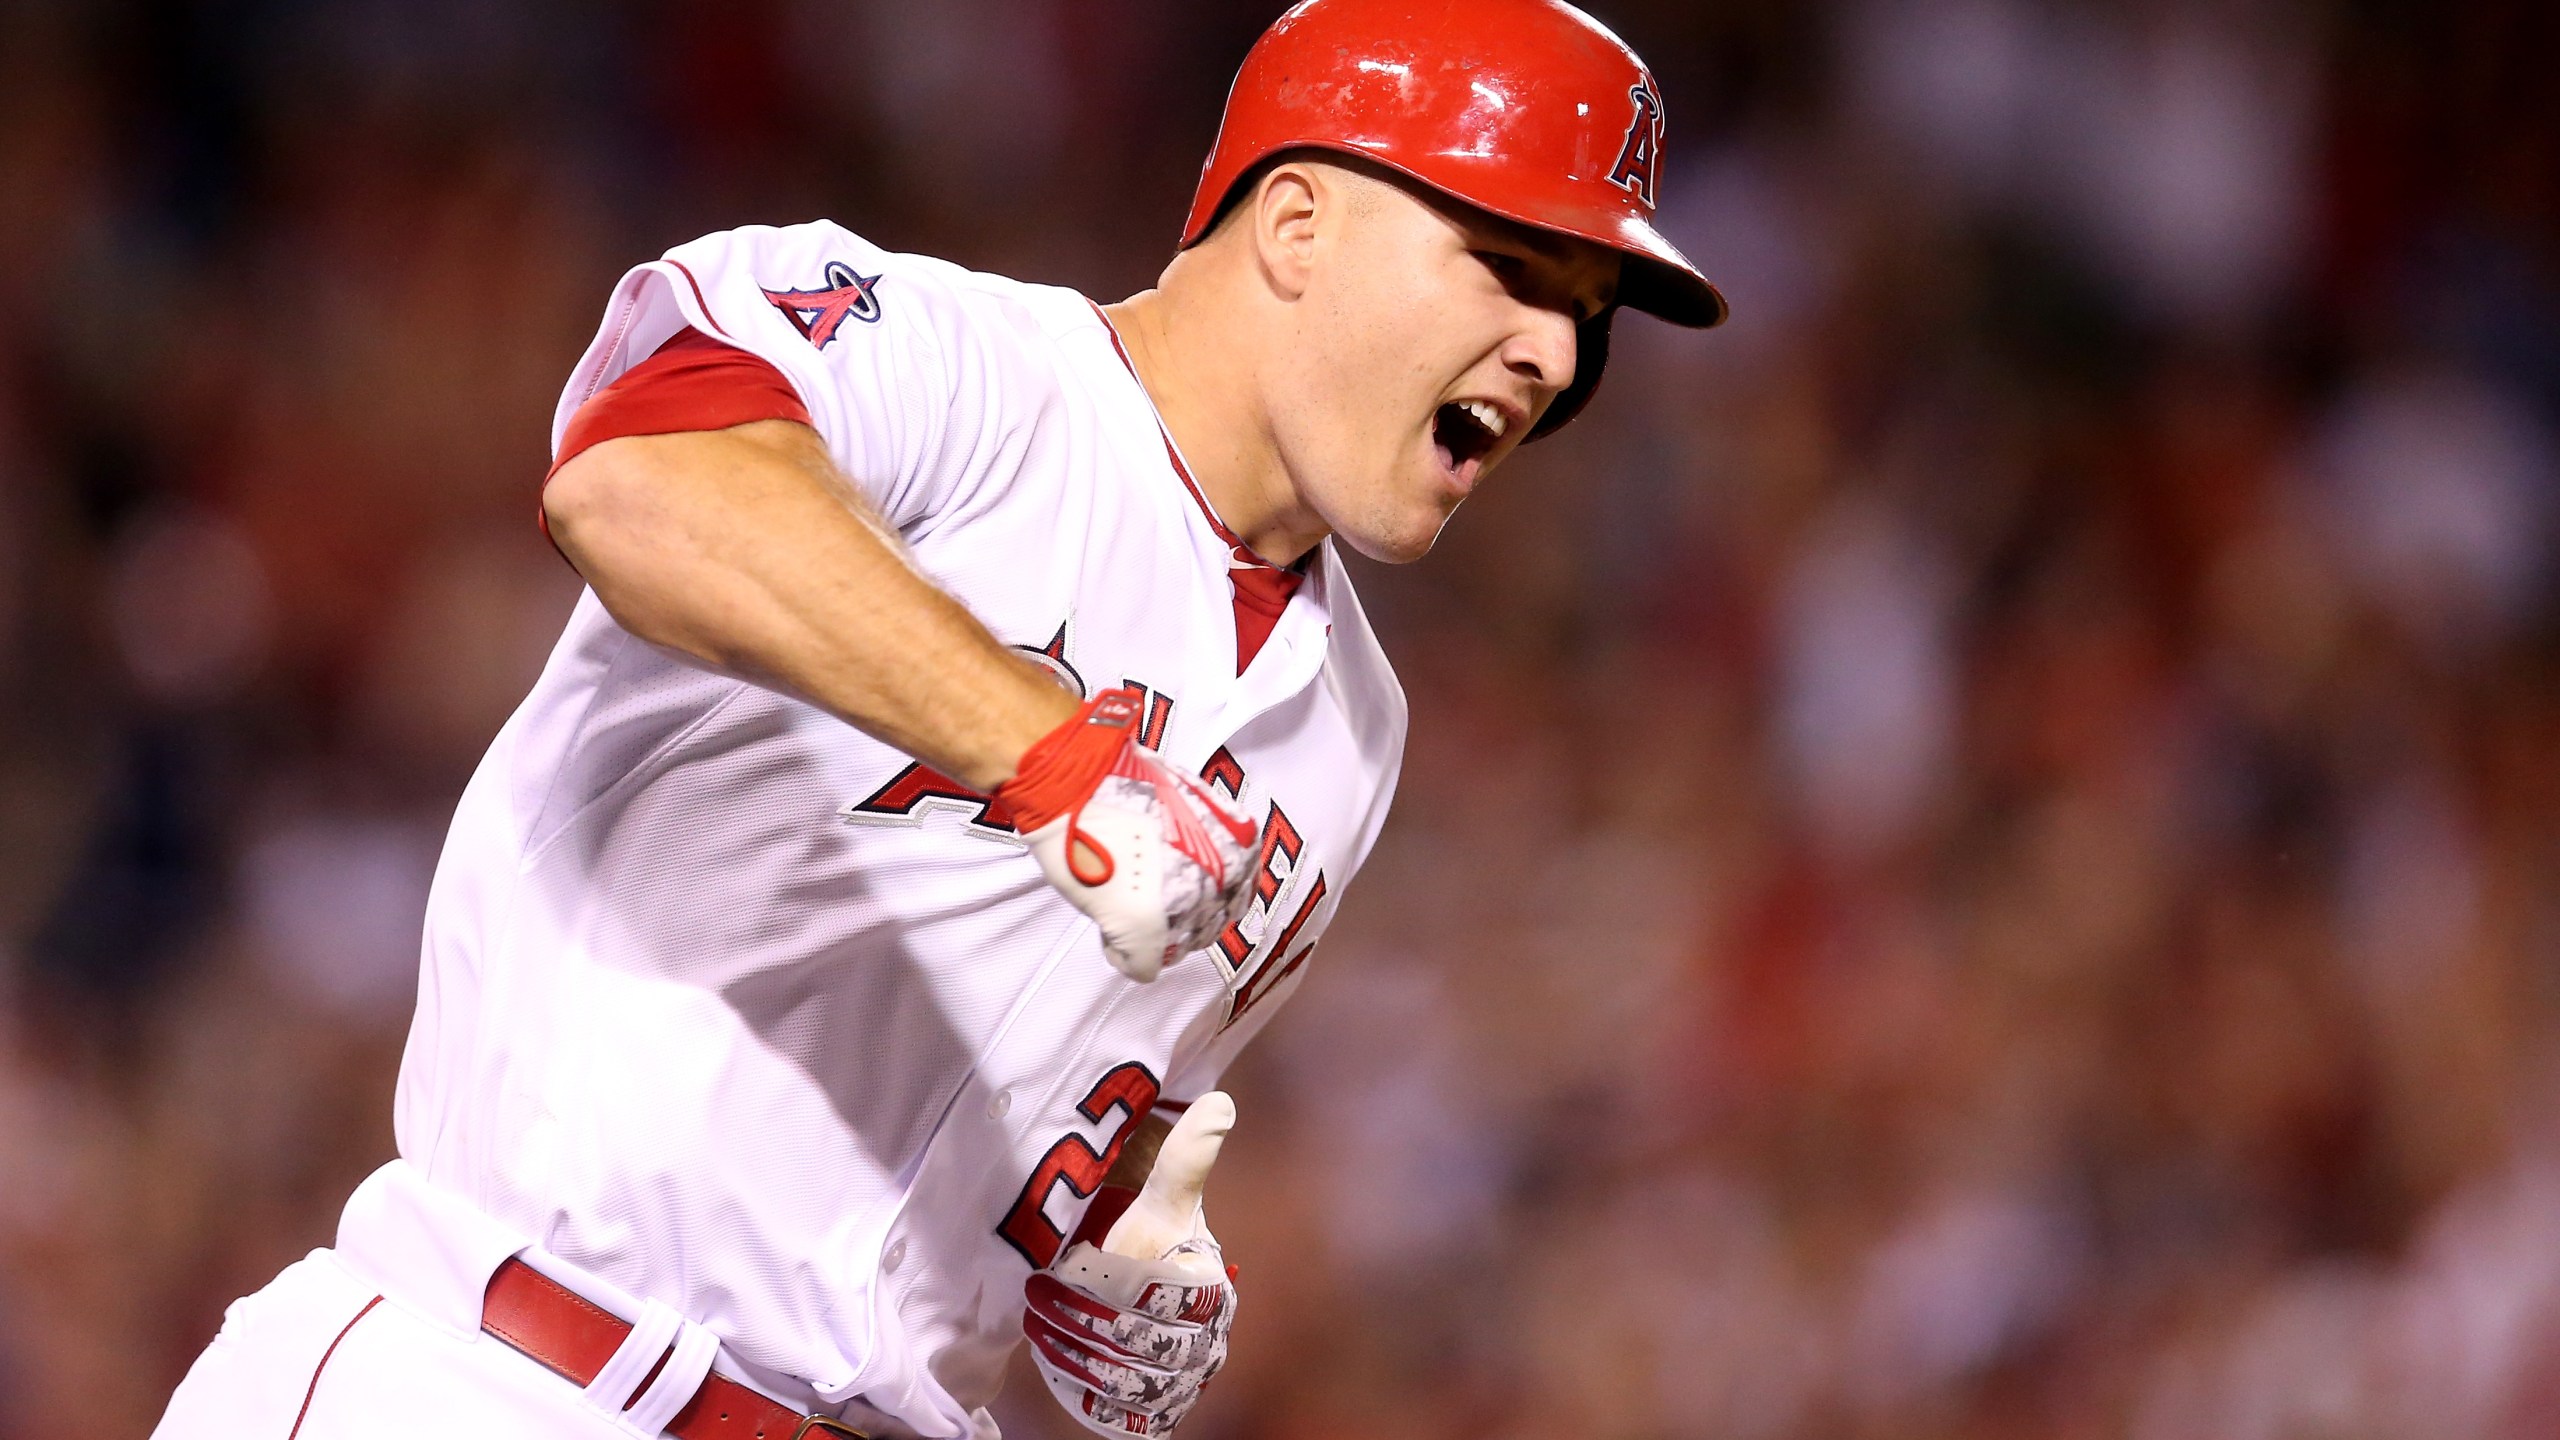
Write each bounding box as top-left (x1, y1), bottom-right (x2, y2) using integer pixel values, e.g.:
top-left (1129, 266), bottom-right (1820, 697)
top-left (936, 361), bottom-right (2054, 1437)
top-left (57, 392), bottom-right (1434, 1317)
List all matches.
top-left (150, 1160), bottom-right (856, 1440)
top-left (152, 1247), bottom-right (639, 1440)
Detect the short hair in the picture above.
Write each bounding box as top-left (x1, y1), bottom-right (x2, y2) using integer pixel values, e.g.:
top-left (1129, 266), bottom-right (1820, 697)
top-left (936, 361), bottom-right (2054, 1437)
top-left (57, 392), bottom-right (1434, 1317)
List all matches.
top-left (1194, 150), bottom-right (1391, 245)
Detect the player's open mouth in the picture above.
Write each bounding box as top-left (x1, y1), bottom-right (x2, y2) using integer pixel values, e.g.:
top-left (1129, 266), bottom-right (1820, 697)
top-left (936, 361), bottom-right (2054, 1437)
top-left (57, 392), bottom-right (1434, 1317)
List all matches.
top-left (1432, 401), bottom-right (1504, 489)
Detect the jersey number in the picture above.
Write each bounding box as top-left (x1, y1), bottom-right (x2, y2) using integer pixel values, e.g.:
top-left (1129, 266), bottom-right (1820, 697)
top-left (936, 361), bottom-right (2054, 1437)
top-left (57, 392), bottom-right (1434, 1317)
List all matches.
top-left (997, 1061), bottom-right (1162, 1270)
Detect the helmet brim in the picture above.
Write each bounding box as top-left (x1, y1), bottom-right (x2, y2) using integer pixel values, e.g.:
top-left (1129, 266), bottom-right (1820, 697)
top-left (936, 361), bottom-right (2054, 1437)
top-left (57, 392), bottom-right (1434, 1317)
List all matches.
top-left (1615, 224), bottom-right (1728, 329)
top-left (1197, 142), bottom-right (1728, 330)
top-left (1450, 168), bottom-right (1728, 330)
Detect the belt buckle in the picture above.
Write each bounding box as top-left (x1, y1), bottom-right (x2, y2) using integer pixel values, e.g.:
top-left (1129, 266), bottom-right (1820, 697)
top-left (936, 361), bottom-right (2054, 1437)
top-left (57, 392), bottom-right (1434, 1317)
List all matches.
top-left (792, 1418), bottom-right (869, 1440)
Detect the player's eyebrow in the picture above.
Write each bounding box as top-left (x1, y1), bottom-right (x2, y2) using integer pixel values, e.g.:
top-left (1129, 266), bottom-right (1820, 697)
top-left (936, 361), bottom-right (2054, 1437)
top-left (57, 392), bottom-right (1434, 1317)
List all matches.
top-left (1528, 251), bottom-right (1619, 323)
top-left (1475, 214), bottom-right (1619, 318)
top-left (1509, 226), bottom-right (1574, 261)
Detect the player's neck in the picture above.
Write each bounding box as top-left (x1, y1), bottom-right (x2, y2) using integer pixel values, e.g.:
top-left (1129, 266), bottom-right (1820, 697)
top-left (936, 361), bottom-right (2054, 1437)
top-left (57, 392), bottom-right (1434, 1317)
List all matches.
top-left (1102, 283), bottom-right (1323, 568)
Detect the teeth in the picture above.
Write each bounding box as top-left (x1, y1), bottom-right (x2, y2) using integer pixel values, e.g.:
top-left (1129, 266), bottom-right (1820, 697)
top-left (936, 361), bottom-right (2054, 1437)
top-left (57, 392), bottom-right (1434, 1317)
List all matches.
top-left (1461, 400), bottom-right (1506, 438)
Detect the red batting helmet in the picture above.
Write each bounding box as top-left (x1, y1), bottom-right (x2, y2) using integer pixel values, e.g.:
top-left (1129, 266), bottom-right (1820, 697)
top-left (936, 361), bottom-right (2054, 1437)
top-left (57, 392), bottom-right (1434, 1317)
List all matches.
top-left (1184, 0), bottom-right (1727, 437)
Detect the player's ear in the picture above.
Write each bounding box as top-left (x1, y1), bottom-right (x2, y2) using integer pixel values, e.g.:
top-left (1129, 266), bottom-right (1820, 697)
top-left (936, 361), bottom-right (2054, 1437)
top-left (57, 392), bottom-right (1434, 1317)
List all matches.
top-left (1249, 162), bottom-right (1323, 302)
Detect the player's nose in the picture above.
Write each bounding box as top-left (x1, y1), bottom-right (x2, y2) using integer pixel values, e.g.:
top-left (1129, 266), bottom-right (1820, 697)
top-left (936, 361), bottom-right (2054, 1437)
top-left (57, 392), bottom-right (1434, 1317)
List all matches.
top-left (1504, 303), bottom-right (1579, 401)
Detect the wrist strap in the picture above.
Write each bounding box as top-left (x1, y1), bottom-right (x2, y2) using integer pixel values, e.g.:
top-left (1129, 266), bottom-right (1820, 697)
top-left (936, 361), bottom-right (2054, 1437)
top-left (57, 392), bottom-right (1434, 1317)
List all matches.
top-left (994, 688), bottom-right (1144, 833)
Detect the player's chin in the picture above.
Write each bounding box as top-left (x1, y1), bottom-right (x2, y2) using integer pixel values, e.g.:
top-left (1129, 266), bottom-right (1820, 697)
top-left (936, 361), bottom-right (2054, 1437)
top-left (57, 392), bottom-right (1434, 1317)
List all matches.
top-left (1334, 493), bottom-right (1458, 565)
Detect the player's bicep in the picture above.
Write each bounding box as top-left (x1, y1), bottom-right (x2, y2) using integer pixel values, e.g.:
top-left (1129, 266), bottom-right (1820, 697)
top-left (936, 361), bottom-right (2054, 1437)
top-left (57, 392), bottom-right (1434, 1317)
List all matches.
top-left (541, 418), bottom-right (912, 659)
top-left (543, 418), bottom-right (834, 562)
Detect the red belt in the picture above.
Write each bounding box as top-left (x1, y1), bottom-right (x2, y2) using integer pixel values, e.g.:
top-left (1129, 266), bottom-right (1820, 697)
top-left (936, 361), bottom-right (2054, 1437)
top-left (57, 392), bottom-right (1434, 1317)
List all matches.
top-left (480, 1258), bottom-right (868, 1440)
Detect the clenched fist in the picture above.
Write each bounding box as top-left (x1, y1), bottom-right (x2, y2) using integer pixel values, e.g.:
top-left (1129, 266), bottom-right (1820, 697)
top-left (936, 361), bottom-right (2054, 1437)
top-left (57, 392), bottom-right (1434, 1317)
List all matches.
top-left (996, 689), bottom-right (1258, 981)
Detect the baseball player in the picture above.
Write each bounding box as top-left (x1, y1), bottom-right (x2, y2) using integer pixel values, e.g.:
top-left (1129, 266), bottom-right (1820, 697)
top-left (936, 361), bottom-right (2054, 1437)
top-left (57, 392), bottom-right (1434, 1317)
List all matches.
top-left (152, 1), bottom-right (1724, 1436)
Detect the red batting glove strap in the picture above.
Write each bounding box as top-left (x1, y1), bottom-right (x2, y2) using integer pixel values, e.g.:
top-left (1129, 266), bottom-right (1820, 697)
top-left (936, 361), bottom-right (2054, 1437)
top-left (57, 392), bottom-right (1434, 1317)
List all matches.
top-left (994, 688), bottom-right (1145, 834)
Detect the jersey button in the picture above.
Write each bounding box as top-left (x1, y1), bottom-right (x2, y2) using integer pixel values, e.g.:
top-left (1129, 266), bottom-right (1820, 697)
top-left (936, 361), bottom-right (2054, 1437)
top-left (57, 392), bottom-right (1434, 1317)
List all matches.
top-left (988, 1089), bottom-right (1011, 1119)
top-left (883, 1239), bottom-right (908, 1274)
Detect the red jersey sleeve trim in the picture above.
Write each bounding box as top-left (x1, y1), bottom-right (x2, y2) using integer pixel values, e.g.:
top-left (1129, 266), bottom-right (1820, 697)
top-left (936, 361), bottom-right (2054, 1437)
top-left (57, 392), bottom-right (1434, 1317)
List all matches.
top-left (537, 328), bottom-right (814, 554)
top-left (667, 260), bottom-right (735, 339)
top-left (548, 328), bottom-right (813, 481)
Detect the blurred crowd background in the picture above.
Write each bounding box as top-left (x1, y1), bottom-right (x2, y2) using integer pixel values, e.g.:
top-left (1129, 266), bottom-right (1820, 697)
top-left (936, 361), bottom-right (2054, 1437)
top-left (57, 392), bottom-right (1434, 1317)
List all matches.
top-left (3, 0), bottom-right (2558, 1435)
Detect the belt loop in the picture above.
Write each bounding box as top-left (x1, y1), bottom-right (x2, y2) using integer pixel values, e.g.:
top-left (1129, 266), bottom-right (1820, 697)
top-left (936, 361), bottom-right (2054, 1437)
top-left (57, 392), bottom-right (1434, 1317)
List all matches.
top-left (624, 1319), bottom-right (720, 1437)
top-left (585, 1298), bottom-right (683, 1416)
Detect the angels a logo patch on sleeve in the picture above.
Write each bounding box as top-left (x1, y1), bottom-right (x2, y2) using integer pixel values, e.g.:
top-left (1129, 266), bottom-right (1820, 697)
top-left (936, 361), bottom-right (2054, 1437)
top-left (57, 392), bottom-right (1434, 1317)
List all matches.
top-left (762, 260), bottom-right (885, 349)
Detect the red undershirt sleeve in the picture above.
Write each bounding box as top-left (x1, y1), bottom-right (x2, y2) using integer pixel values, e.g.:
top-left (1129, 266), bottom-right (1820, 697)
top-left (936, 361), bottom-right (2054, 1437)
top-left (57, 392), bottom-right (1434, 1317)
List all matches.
top-left (537, 327), bottom-right (816, 547)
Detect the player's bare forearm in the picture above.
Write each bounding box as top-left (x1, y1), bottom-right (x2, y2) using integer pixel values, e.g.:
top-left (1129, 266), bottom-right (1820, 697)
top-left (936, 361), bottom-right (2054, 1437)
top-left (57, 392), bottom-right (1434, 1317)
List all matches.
top-left (543, 418), bottom-right (1076, 791)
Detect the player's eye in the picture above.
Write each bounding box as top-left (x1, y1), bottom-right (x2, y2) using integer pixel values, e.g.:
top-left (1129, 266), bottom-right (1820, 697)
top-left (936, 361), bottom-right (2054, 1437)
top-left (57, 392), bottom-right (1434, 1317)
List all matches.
top-left (1474, 249), bottom-right (1603, 324)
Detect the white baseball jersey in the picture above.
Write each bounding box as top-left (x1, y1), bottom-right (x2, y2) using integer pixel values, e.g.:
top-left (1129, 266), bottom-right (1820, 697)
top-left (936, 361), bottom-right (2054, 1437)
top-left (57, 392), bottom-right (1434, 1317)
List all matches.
top-left (387, 222), bottom-right (1405, 1436)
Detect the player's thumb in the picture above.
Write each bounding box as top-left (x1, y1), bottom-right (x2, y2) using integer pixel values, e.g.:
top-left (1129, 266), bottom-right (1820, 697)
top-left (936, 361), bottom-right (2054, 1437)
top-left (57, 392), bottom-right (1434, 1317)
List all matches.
top-left (1103, 1092), bottom-right (1235, 1263)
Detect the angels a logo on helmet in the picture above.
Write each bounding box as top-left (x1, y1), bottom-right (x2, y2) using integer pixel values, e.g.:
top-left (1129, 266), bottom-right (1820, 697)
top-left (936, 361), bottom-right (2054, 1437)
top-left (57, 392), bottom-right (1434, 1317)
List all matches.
top-left (762, 259), bottom-right (885, 349)
top-left (1606, 79), bottom-right (1665, 209)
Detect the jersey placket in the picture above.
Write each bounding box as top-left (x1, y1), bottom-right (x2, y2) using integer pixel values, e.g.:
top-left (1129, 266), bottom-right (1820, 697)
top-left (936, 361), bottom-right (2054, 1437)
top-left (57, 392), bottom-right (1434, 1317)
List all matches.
top-left (1083, 301), bottom-right (1335, 753)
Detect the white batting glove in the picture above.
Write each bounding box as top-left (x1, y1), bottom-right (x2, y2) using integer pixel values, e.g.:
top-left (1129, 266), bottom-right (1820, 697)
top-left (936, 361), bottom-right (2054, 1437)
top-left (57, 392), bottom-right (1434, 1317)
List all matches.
top-left (995, 689), bottom-right (1258, 982)
top-left (1024, 1095), bottom-right (1239, 1438)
